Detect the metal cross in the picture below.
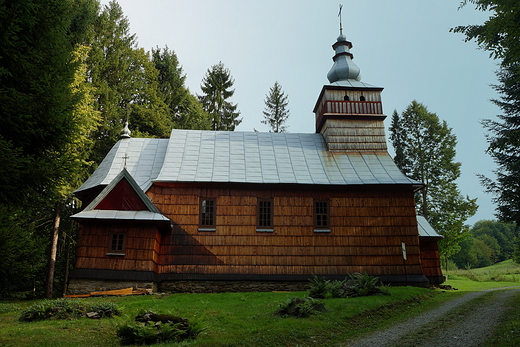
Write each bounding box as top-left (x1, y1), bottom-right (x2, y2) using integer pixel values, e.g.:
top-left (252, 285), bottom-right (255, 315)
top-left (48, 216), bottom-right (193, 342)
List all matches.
top-left (338, 4), bottom-right (343, 36)
top-left (123, 153), bottom-right (129, 169)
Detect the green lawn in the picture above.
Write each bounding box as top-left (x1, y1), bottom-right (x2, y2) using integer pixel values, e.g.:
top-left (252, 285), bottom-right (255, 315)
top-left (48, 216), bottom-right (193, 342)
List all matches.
top-left (1, 262), bottom-right (519, 347)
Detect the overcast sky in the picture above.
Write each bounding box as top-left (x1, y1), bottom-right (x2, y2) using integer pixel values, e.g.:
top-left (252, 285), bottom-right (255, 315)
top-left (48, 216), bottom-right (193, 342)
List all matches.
top-left (102, 0), bottom-right (500, 225)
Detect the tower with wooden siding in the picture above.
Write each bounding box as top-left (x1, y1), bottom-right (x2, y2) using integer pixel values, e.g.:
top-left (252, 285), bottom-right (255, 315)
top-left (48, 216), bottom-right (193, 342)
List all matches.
top-left (67, 31), bottom-right (444, 295)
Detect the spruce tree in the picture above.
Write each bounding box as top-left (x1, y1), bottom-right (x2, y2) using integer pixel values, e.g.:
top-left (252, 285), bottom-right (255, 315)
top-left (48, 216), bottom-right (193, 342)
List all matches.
top-left (452, 0), bottom-right (520, 261)
top-left (262, 81), bottom-right (290, 133)
top-left (199, 62), bottom-right (242, 131)
top-left (152, 47), bottom-right (211, 130)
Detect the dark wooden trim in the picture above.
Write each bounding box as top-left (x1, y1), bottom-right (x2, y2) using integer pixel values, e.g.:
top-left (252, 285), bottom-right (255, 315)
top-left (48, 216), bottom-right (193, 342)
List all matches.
top-left (153, 181), bottom-right (421, 192)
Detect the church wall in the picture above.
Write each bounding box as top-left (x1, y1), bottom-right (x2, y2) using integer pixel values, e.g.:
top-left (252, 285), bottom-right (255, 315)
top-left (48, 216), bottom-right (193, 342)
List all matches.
top-left (74, 221), bottom-right (161, 274)
top-left (147, 183), bottom-right (427, 284)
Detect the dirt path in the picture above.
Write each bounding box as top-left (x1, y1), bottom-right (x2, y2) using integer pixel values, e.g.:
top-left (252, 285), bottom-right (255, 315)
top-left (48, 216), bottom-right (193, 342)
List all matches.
top-left (342, 286), bottom-right (520, 347)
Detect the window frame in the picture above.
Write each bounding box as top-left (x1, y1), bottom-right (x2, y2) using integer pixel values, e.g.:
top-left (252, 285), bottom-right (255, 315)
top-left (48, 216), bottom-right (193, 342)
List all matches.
top-left (199, 198), bottom-right (216, 231)
top-left (256, 198), bottom-right (274, 232)
top-left (314, 199), bottom-right (331, 233)
top-left (107, 231), bottom-right (126, 256)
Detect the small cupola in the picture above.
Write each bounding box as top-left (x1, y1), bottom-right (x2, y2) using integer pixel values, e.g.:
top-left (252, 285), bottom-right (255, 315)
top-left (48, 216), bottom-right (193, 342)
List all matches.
top-left (120, 121), bottom-right (131, 139)
top-left (327, 34), bottom-right (361, 83)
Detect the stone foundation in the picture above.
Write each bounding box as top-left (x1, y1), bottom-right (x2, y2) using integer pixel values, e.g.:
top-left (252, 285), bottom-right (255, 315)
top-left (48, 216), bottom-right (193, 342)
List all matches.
top-left (159, 281), bottom-right (310, 293)
top-left (67, 279), bottom-right (156, 295)
top-left (67, 279), bottom-right (310, 295)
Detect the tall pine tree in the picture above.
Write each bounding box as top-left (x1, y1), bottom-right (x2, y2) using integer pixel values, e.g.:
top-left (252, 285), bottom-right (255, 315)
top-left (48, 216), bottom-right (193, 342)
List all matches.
top-left (199, 62), bottom-right (242, 131)
top-left (262, 81), bottom-right (290, 133)
top-left (390, 101), bottom-right (478, 261)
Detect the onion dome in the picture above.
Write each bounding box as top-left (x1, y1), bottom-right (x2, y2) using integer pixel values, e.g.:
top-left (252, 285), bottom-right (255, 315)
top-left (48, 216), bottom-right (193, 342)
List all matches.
top-left (326, 34), bottom-right (361, 83)
top-left (120, 121), bottom-right (131, 139)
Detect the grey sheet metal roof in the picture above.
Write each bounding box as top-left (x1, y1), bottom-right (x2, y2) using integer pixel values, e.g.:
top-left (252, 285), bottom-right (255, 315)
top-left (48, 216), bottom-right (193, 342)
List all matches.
top-left (417, 216), bottom-right (443, 238)
top-left (74, 130), bottom-right (421, 193)
top-left (154, 130), bottom-right (421, 186)
top-left (72, 210), bottom-right (170, 222)
top-left (74, 138), bottom-right (169, 194)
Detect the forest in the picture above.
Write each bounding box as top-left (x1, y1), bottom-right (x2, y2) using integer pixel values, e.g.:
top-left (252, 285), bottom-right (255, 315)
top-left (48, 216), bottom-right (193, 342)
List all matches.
top-left (0, 0), bottom-right (518, 298)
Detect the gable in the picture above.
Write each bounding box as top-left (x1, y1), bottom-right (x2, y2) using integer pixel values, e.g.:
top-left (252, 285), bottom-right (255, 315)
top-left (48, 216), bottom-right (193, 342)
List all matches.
top-left (94, 178), bottom-right (148, 211)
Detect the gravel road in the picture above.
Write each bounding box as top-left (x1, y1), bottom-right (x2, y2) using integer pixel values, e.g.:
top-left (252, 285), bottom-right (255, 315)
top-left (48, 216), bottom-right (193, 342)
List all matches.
top-left (343, 286), bottom-right (520, 347)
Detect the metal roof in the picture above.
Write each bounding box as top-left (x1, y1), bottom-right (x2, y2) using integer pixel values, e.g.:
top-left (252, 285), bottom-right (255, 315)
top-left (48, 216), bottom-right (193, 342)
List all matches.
top-left (74, 130), bottom-right (421, 194)
top-left (74, 138), bottom-right (169, 195)
top-left (154, 130), bottom-right (421, 186)
top-left (417, 216), bottom-right (443, 238)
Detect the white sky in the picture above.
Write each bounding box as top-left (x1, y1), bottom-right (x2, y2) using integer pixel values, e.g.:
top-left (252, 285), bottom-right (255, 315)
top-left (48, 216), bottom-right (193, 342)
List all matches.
top-left (103, 0), bottom-right (501, 225)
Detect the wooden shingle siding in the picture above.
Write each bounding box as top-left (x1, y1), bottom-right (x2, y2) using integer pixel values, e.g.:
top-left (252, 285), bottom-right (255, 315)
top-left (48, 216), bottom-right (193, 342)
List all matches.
top-left (142, 184), bottom-right (424, 279)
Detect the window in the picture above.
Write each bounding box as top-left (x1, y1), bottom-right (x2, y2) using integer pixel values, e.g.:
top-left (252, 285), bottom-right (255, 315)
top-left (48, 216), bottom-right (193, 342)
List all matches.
top-left (343, 95), bottom-right (349, 101)
top-left (107, 232), bottom-right (126, 255)
top-left (360, 95), bottom-right (366, 101)
top-left (257, 199), bottom-right (274, 232)
top-left (314, 200), bottom-right (330, 232)
top-left (199, 199), bottom-right (216, 231)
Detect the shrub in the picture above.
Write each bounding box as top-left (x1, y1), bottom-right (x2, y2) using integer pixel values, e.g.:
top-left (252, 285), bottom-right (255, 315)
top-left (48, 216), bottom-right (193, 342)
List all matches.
top-left (308, 273), bottom-right (389, 299)
top-left (277, 297), bottom-right (327, 318)
top-left (19, 299), bottom-right (121, 322)
top-left (117, 310), bottom-right (203, 345)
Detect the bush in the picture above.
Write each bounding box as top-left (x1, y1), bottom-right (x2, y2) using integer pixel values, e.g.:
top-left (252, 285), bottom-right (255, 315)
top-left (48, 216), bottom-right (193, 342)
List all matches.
top-left (117, 310), bottom-right (203, 345)
top-left (308, 273), bottom-right (389, 299)
top-left (19, 299), bottom-right (121, 322)
top-left (277, 297), bottom-right (327, 318)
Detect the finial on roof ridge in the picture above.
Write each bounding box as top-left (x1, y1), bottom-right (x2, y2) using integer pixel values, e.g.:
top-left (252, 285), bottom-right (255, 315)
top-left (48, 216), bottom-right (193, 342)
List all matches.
top-left (120, 121), bottom-right (131, 139)
top-left (338, 4), bottom-right (344, 37)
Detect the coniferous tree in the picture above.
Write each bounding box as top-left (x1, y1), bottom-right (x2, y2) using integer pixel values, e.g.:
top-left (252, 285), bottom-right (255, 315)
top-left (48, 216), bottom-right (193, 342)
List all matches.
top-left (152, 47), bottom-right (211, 130)
top-left (262, 82), bottom-right (290, 133)
top-left (452, 0), bottom-right (520, 261)
top-left (87, 1), bottom-right (171, 163)
top-left (199, 62), bottom-right (242, 131)
top-left (390, 101), bottom-right (478, 261)
top-left (0, 0), bottom-right (99, 298)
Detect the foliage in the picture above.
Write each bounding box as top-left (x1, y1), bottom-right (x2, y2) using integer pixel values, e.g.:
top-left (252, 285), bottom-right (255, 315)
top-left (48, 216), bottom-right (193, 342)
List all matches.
top-left (19, 299), bottom-right (121, 322)
top-left (152, 47), bottom-right (211, 131)
top-left (452, 220), bottom-right (518, 268)
top-left (452, 1), bottom-right (520, 253)
top-left (199, 62), bottom-right (242, 131)
top-left (87, 1), bottom-right (171, 163)
top-left (389, 101), bottom-right (478, 259)
top-left (276, 297), bottom-right (326, 318)
top-left (0, 205), bottom-right (47, 298)
top-left (308, 273), bottom-right (389, 299)
top-left (117, 310), bottom-right (202, 345)
top-left (262, 81), bottom-right (290, 132)
top-left (0, 0), bottom-right (97, 205)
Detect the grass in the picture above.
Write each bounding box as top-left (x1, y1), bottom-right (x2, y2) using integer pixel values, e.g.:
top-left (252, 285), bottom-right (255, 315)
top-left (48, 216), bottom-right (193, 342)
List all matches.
top-left (444, 259), bottom-right (520, 291)
top-left (0, 287), bottom-right (442, 347)
top-left (1, 262), bottom-right (519, 347)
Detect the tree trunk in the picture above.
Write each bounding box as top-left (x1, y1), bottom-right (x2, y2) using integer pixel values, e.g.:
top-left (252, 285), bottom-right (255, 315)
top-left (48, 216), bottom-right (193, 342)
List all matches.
top-left (45, 201), bottom-right (62, 299)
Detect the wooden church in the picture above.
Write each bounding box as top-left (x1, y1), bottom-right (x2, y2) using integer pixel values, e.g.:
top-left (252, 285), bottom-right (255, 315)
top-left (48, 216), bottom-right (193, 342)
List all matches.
top-left (68, 31), bottom-right (444, 294)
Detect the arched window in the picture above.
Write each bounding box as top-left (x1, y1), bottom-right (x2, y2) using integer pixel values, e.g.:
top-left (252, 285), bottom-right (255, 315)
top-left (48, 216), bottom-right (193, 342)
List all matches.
top-left (344, 95), bottom-right (349, 101)
top-left (360, 95), bottom-right (366, 101)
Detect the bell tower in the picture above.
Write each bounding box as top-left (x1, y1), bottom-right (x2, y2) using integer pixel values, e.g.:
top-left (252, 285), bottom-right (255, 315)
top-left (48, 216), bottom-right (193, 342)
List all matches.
top-left (314, 32), bottom-right (387, 152)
